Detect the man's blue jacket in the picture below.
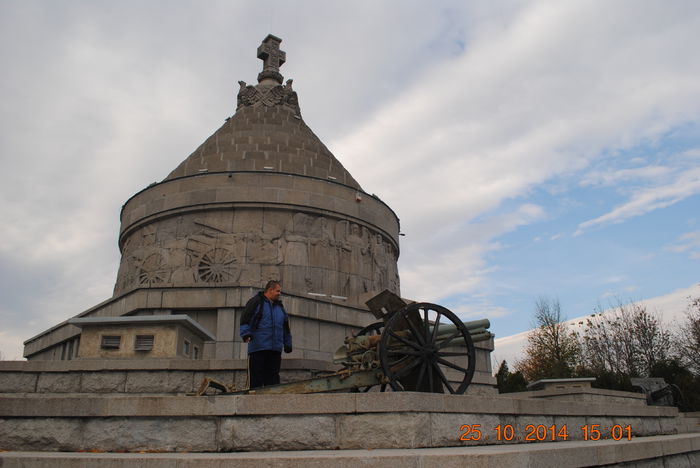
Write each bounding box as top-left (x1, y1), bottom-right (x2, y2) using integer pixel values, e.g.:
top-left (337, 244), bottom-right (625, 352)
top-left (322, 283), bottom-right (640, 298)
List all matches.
top-left (240, 291), bottom-right (292, 354)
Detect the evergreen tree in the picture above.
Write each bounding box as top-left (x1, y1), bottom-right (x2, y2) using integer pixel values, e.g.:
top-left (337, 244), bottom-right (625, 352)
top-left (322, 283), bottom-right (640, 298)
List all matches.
top-left (495, 360), bottom-right (528, 393)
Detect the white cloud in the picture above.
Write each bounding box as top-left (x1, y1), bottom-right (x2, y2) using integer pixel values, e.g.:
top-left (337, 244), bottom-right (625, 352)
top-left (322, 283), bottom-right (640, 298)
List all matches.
top-left (580, 166), bottom-right (674, 188)
top-left (602, 275), bottom-right (627, 285)
top-left (0, 329), bottom-right (25, 361)
top-left (398, 203), bottom-right (546, 301)
top-left (668, 231), bottom-right (700, 259)
top-left (451, 302), bottom-right (511, 321)
top-left (333, 1), bottom-right (700, 299)
top-left (1, 1), bottom-right (700, 360)
top-left (576, 167), bottom-right (700, 234)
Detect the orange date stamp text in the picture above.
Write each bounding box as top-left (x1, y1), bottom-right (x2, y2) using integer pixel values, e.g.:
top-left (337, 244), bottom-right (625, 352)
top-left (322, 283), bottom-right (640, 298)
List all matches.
top-left (459, 424), bottom-right (633, 442)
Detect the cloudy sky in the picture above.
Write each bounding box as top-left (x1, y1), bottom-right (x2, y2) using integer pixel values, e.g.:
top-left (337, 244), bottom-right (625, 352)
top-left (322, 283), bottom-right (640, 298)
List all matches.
top-left (1, 1), bottom-right (699, 360)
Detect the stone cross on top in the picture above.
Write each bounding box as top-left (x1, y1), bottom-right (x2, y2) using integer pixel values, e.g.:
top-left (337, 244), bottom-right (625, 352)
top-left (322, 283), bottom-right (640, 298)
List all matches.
top-left (257, 34), bottom-right (286, 85)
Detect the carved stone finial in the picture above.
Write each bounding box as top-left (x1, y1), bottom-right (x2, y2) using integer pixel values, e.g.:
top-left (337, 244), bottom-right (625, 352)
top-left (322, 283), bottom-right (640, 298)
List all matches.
top-left (257, 34), bottom-right (286, 84)
top-left (235, 36), bottom-right (301, 116)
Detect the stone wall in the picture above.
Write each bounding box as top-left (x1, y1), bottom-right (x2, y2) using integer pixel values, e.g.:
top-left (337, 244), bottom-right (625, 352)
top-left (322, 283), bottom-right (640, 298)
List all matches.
top-left (23, 287), bottom-right (379, 360)
top-left (509, 387), bottom-right (647, 406)
top-left (0, 349), bottom-right (496, 395)
top-left (0, 359), bottom-right (334, 395)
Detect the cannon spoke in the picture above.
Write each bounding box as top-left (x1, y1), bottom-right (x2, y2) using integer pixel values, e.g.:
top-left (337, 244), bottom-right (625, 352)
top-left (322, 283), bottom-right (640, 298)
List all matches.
top-left (416, 359), bottom-right (428, 391)
top-left (386, 348), bottom-right (423, 357)
top-left (435, 330), bottom-right (462, 350)
top-left (436, 350), bottom-right (471, 357)
top-left (392, 357), bottom-right (423, 380)
top-left (432, 361), bottom-right (455, 394)
top-left (422, 307), bottom-right (432, 345)
top-left (430, 312), bottom-right (442, 344)
top-left (435, 356), bottom-right (468, 373)
top-left (387, 330), bottom-right (422, 351)
top-left (405, 314), bottom-right (426, 346)
top-left (428, 356), bottom-right (434, 391)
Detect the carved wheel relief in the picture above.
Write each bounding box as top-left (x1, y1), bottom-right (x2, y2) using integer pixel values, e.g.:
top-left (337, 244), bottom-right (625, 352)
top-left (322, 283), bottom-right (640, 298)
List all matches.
top-left (197, 248), bottom-right (241, 283)
top-left (137, 253), bottom-right (169, 285)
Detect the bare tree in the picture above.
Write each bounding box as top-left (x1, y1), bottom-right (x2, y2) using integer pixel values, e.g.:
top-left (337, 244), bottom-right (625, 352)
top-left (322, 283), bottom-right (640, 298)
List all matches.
top-left (579, 301), bottom-right (670, 377)
top-left (516, 297), bottom-right (580, 381)
top-left (676, 294), bottom-right (700, 374)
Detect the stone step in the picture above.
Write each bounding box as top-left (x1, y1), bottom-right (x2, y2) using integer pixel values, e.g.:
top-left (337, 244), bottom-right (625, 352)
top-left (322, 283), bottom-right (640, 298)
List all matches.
top-left (678, 415), bottom-right (700, 433)
top-left (0, 392), bottom-right (682, 452)
top-left (1, 433), bottom-right (699, 468)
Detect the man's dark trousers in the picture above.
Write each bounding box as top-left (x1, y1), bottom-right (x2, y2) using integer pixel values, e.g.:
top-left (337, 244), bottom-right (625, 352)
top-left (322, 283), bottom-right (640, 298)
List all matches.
top-left (248, 350), bottom-right (282, 388)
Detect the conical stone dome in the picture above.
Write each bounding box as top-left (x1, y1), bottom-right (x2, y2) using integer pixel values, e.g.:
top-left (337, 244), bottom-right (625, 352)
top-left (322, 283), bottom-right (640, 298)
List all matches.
top-left (166, 82), bottom-right (361, 189)
top-left (114, 35), bottom-right (400, 306)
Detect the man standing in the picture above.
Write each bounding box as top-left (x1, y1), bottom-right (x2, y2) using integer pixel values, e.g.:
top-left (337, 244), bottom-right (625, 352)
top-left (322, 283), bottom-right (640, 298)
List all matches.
top-left (240, 280), bottom-right (293, 388)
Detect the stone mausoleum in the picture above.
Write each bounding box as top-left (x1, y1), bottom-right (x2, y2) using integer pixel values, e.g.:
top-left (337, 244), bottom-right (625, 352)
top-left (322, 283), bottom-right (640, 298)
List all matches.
top-left (23, 34), bottom-right (403, 366)
top-left (24, 34), bottom-right (403, 362)
top-left (20, 34), bottom-right (495, 391)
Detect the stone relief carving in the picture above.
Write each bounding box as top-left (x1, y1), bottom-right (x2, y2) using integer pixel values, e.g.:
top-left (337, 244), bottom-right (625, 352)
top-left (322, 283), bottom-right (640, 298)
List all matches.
top-left (197, 248), bottom-right (239, 283)
top-left (345, 223), bottom-right (370, 294)
top-left (309, 217), bottom-right (336, 270)
top-left (236, 80), bottom-right (301, 116)
top-left (137, 253), bottom-right (169, 286)
top-left (247, 232), bottom-right (283, 265)
top-left (371, 233), bottom-right (389, 291)
top-left (283, 213), bottom-right (313, 266)
top-left (115, 210), bottom-right (399, 301)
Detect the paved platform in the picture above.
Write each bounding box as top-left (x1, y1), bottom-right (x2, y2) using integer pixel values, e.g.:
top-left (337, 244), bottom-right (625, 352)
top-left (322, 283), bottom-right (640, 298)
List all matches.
top-left (1, 433), bottom-right (699, 467)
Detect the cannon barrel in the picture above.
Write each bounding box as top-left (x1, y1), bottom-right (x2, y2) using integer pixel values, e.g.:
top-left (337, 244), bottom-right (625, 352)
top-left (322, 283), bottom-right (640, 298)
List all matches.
top-left (469, 331), bottom-right (492, 343)
top-left (427, 318), bottom-right (492, 345)
top-left (430, 318), bottom-right (491, 336)
top-left (461, 318), bottom-right (491, 330)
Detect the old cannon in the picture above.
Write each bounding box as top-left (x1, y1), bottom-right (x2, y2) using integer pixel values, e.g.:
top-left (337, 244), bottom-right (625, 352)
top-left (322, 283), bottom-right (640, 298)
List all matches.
top-left (197, 290), bottom-right (491, 396)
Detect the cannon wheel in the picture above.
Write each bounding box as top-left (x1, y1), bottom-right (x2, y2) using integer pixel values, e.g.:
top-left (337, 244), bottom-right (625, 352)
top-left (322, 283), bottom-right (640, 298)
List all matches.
top-left (356, 321), bottom-right (384, 337)
top-left (378, 302), bottom-right (476, 394)
top-left (349, 321), bottom-right (388, 393)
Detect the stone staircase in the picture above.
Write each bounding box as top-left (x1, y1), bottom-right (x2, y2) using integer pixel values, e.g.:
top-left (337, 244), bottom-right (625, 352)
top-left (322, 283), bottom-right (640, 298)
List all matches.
top-left (1, 392), bottom-right (699, 467)
top-left (1, 434), bottom-right (700, 467)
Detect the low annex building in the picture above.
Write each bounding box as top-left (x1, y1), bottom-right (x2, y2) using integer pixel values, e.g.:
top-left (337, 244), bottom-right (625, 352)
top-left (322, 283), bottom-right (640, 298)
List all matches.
top-left (68, 315), bottom-right (215, 360)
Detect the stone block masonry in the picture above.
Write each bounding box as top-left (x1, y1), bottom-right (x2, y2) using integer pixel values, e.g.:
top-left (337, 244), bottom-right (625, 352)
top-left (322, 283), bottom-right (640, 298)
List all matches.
top-left (0, 392), bottom-right (688, 453)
